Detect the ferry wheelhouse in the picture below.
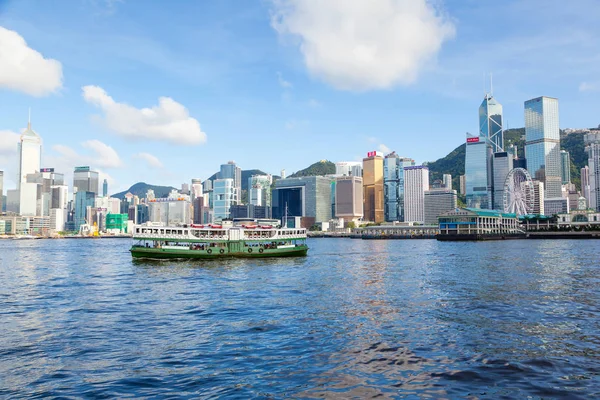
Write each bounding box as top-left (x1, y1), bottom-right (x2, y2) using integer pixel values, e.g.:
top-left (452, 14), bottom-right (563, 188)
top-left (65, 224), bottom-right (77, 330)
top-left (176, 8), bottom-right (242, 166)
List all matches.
top-left (130, 221), bottom-right (308, 259)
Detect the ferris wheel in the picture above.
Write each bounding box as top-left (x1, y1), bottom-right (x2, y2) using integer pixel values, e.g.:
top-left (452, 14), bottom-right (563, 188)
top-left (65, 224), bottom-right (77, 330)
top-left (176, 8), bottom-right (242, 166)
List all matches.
top-left (503, 168), bottom-right (534, 215)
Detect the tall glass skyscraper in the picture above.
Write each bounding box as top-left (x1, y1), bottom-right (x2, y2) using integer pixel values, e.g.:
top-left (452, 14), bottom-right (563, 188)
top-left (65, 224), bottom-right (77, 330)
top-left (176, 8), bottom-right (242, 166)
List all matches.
top-left (219, 161), bottom-right (241, 204)
top-left (525, 96), bottom-right (561, 198)
top-left (479, 94), bottom-right (504, 153)
top-left (213, 179), bottom-right (236, 220)
top-left (560, 150), bottom-right (571, 184)
top-left (584, 131), bottom-right (600, 211)
top-left (73, 166), bottom-right (99, 196)
top-left (465, 135), bottom-right (493, 209)
top-left (383, 153), bottom-right (414, 221)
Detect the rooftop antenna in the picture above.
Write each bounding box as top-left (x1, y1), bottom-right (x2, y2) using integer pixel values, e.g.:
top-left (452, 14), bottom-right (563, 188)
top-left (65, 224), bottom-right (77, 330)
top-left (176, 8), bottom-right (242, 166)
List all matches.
top-left (490, 73), bottom-right (494, 97)
top-left (28, 107), bottom-right (31, 130)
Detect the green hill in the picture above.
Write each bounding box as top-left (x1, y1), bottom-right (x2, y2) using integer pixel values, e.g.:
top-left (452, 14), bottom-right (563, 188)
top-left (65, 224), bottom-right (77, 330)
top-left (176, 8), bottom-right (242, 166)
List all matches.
top-left (427, 127), bottom-right (587, 191)
top-left (111, 182), bottom-right (176, 200)
top-left (289, 160), bottom-right (336, 178)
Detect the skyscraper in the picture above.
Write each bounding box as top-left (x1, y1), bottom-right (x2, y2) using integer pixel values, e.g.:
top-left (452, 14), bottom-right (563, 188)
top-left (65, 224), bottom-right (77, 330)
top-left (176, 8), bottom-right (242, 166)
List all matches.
top-left (443, 174), bottom-right (452, 190)
top-left (581, 166), bottom-right (591, 206)
top-left (362, 151), bottom-right (384, 223)
top-left (219, 161), bottom-right (242, 204)
top-left (191, 179), bottom-right (203, 199)
top-left (383, 153), bottom-right (415, 222)
top-left (248, 175), bottom-right (272, 211)
top-left (459, 175), bottom-right (466, 195)
top-left (335, 175), bottom-right (363, 222)
top-left (0, 170), bottom-right (3, 213)
top-left (525, 96), bottom-right (561, 198)
top-left (73, 166), bottom-right (99, 195)
top-left (560, 150), bottom-right (571, 185)
top-left (18, 118), bottom-right (42, 216)
top-left (479, 93), bottom-right (504, 153)
top-left (103, 179), bottom-right (108, 197)
top-left (272, 176), bottom-right (332, 226)
top-left (584, 131), bottom-right (600, 211)
top-left (213, 179), bottom-right (236, 220)
top-left (492, 152), bottom-right (514, 210)
top-left (465, 135), bottom-right (493, 209)
top-left (404, 166), bottom-right (429, 223)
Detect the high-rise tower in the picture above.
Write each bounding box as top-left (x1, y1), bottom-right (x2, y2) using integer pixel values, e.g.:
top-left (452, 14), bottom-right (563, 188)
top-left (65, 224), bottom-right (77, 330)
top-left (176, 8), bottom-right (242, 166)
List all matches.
top-left (525, 96), bottom-right (561, 198)
top-left (362, 151), bottom-right (384, 223)
top-left (479, 93), bottom-right (504, 153)
top-left (585, 131), bottom-right (600, 211)
top-left (18, 115), bottom-right (42, 216)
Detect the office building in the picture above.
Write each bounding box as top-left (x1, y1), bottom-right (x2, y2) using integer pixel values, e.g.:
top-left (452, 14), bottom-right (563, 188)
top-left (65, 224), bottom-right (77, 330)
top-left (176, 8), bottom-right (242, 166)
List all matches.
top-left (335, 161), bottom-right (362, 177)
top-left (585, 131), bottom-right (600, 211)
top-left (383, 153), bottom-right (415, 222)
top-left (334, 175), bottom-right (363, 222)
top-left (581, 166), bottom-right (591, 207)
top-left (219, 161), bottom-right (241, 204)
top-left (102, 179), bottom-right (108, 197)
top-left (560, 150), bottom-right (571, 185)
top-left (525, 96), bottom-right (561, 198)
top-left (181, 183), bottom-right (190, 195)
top-left (465, 135), bottom-right (493, 209)
top-left (459, 175), bottom-right (466, 195)
top-left (213, 179), bottom-right (236, 220)
top-left (424, 188), bottom-right (457, 225)
top-left (492, 152), bottom-right (514, 210)
top-left (248, 175), bottom-right (273, 214)
top-left (74, 191), bottom-right (95, 230)
top-left (191, 179), bottom-right (203, 199)
top-left (545, 197), bottom-right (569, 215)
top-left (148, 190), bottom-right (191, 225)
top-left (0, 170), bottom-right (3, 213)
top-left (443, 174), bottom-right (452, 190)
top-left (532, 180), bottom-right (545, 215)
top-left (479, 93), bottom-right (504, 152)
top-left (404, 166), bottom-right (429, 223)
top-left (17, 118), bottom-right (42, 216)
top-left (136, 204), bottom-right (149, 224)
top-left (73, 166), bottom-right (99, 195)
top-left (363, 151), bottom-right (384, 223)
top-left (193, 196), bottom-right (205, 224)
top-left (272, 176), bottom-right (332, 227)
top-left (280, 169), bottom-right (286, 179)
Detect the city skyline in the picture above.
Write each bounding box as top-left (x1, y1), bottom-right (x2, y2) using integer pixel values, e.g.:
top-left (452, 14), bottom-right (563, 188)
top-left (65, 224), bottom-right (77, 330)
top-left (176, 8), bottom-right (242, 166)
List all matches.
top-left (1, 1), bottom-right (600, 194)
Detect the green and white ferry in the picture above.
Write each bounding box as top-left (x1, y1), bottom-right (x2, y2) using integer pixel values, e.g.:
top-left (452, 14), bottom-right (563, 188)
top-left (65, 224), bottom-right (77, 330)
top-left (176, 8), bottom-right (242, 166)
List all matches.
top-left (130, 221), bottom-right (308, 259)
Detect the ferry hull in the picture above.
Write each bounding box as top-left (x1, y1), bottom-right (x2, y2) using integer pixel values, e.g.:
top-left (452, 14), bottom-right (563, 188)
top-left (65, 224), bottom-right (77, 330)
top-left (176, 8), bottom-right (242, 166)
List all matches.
top-left (130, 245), bottom-right (309, 260)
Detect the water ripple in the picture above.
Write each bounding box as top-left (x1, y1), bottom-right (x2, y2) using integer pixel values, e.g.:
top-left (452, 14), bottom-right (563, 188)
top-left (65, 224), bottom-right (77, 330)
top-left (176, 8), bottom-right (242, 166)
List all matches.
top-left (0, 238), bottom-right (599, 398)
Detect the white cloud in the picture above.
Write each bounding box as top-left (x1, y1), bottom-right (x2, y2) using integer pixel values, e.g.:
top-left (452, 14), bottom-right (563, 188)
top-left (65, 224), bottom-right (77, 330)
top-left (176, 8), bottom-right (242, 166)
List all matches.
top-left (579, 82), bottom-right (600, 92)
top-left (277, 71), bottom-right (293, 88)
top-left (52, 140), bottom-right (123, 170)
top-left (81, 139), bottom-right (123, 168)
top-left (379, 144), bottom-right (391, 154)
top-left (0, 130), bottom-right (20, 155)
top-left (0, 26), bottom-right (63, 96)
top-left (82, 85), bottom-right (207, 145)
top-left (133, 152), bottom-right (163, 168)
top-left (270, 0), bottom-right (455, 91)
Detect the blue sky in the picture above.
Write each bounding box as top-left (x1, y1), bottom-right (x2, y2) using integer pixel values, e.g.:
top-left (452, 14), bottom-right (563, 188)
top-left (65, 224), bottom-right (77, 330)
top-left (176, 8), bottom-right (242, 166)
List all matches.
top-left (1, 0), bottom-right (599, 194)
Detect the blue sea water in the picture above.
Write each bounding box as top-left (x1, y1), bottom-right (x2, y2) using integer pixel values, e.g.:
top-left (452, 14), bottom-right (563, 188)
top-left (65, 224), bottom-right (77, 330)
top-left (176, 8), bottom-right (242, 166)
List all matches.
top-left (0, 237), bottom-right (599, 398)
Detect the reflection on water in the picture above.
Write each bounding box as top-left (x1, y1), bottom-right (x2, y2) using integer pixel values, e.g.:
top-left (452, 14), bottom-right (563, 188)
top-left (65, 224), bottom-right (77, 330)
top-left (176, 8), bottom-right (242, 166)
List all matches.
top-left (0, 238), bottom-right (599, 398)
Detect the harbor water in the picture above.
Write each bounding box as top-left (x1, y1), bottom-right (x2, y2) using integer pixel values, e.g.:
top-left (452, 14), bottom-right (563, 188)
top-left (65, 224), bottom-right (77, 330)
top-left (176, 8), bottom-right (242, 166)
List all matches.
top-left (1, 238), bottom-right (599, 398)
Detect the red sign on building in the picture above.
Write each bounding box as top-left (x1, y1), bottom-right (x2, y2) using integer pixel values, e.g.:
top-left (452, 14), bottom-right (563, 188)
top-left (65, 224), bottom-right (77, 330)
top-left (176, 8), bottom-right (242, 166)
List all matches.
top-left (367, 151), bottom-right (377, 157)
top-left (466, 137), bottom-right (479, 143)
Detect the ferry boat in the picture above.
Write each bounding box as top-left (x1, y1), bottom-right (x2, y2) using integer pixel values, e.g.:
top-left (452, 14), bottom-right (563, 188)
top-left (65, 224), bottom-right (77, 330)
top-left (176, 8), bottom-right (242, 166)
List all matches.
top-left (130, 222), bottom-right (308, 259)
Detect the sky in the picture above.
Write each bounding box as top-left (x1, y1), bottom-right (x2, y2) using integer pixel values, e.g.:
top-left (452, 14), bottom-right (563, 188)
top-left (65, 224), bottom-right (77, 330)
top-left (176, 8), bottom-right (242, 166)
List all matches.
top-left (1, 0), bottom-right (600, 194)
